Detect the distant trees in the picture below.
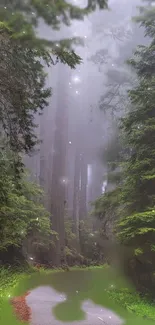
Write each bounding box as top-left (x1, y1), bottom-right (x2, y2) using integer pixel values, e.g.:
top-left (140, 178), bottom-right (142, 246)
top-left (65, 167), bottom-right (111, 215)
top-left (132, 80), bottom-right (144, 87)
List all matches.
top-left (64, 217), bottom-right (104, 266)
top-left (91, 26), bottom-right (135, 234)
top-left (88, 11), bottom-right (137, 202)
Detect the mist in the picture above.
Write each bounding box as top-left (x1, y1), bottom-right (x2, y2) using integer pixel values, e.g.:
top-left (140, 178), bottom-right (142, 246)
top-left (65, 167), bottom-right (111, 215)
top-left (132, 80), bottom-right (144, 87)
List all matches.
top-left (25, 0), bottom-right (144, 216)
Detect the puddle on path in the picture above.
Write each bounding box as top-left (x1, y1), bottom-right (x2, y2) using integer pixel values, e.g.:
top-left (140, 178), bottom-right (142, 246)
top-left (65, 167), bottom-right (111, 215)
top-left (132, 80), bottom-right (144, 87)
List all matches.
top-left (26, 285), bottom-right (123, 325)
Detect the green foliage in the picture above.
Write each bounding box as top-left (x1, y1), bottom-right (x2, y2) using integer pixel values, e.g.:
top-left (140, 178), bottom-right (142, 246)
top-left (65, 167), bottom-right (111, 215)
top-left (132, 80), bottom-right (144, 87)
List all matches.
top-left (65, 218), bottom-right (76, 242)
top-left (135, 248), bottom-right (143, 256)
top-left (0, 0), bottom-right (108, 33)
top-left (0, 0), bottom-right (107, 69)
top-left (117, 54), bottom-right (155, 219)
top-left (133, 3), bottom-right (155, 39)
top-left (97, 1), bottom-right (155, 243)
top-left (64, 218), bottom-right (88, 265)
top-left (0, 268), bottom-right (24, 312)
top-left (64, 218), bottom-right (78, 262)
top-left (0, 266), bottom-right (32, 300)
top-left (0, 27), bottom-right (52, 154)
top-left (79, 219), bottom-right (104, 263)
top-left (117, 210), bottom-right (155, 244)
top-left (0, 148), bottom-right (53, 253)
top-left (64, 217), bottom-right (104, 265)
top-left (92, 188), bottom-right (121, 222)
top-left (92, 129), bottom-right (123, 235)
top-left (93, 1), bottom-right (155, 296)
top-left (113, 2), bottom-right (155, 294)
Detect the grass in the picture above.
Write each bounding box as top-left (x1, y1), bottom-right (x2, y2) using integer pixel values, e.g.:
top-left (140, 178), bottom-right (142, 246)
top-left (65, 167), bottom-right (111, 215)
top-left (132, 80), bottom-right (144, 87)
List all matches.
top-left (0, 266), bottom-right (33, 325)
top-left (107, 287), bottom-right (155, 321)
top-left (0, 267), bottom-right (27, 305)
top-left (0, 265), bottom-right (155, 325)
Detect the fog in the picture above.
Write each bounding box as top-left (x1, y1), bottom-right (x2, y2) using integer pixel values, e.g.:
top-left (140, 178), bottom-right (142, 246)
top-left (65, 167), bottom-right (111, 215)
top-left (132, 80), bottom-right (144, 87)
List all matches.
top-left (25, 0), bottom-right (145, 218)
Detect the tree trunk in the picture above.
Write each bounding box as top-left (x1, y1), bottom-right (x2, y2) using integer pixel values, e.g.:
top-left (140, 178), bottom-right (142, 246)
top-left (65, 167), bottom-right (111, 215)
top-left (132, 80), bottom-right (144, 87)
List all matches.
top-left (79, 154), bottom-right (88, 221)
top-left (50, 64), bottom-right (69, 266)
top-left (72, 150), bottom-right (81, 238)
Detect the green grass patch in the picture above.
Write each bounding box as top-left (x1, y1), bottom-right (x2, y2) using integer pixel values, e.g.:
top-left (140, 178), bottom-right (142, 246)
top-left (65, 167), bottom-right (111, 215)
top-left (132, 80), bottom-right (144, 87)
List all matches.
top-left (107, 287), bottom-right (155, 321)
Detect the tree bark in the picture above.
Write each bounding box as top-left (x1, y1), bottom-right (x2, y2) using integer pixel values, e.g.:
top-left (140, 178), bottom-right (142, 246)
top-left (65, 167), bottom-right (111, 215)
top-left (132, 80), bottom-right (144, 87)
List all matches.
top-left (50, 64), bottom-right (69, 266)
top-left (79, 154), bottom-right (88, 221)
top-left (72, 150), bottom-right (81, 238)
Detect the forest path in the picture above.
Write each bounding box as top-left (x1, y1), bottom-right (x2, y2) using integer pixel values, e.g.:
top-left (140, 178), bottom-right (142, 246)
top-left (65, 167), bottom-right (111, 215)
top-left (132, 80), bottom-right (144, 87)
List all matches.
top-left (26, 286), bottom-right (123, 325)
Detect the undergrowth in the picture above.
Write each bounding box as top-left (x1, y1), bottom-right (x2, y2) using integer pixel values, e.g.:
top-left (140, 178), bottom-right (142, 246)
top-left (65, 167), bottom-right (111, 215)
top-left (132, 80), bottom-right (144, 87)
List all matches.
top-left (0, 266), bottom-right (34, 311)
top-left (107, 287), bottom-right (155, 321)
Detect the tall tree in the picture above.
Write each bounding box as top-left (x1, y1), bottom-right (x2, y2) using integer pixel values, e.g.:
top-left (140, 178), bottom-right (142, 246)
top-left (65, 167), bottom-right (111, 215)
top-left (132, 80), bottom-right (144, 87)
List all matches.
top-left (94, 1), bottom-right (155, 294)
top-left (79, 154), bottom-right (88, 221)
top-left (49, 63), bottom-right (69, 266)
top-left (117, 3), bottom-right (155, 271)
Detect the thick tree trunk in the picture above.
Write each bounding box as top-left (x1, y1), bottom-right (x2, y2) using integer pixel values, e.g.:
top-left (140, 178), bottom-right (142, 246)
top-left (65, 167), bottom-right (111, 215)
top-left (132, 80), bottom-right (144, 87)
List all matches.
top-left (72, 150), bottom-right (81, 238)
top-left (50, 64), bottom-right (69, 266)
top-left (79, 154), bottom-right (88, 221)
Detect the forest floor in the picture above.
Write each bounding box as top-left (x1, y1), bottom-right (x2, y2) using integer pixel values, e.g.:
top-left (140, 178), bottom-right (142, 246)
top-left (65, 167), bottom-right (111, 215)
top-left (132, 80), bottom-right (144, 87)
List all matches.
top-left (0, 266), bottom-right (155, 325)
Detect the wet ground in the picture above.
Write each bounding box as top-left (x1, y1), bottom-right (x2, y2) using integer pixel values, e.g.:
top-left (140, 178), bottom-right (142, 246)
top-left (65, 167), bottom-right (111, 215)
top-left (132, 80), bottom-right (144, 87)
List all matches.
top-left (26, 286), bottom-right (123, 325)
